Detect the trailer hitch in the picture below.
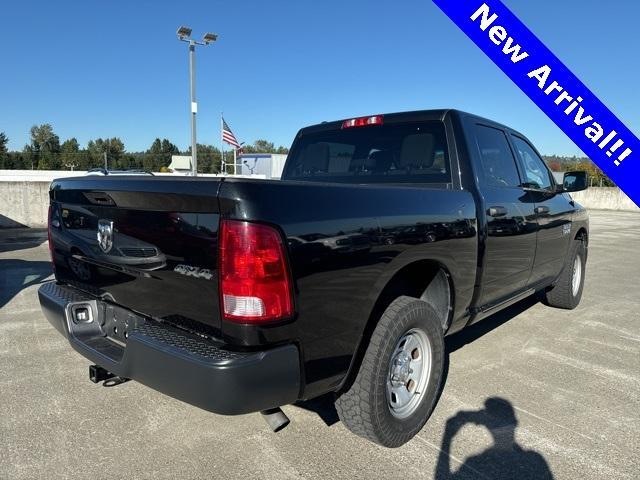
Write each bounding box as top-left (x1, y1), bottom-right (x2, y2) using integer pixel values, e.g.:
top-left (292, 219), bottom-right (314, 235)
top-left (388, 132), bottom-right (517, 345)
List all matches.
top-left (89, 364), bottom-right (130, 386)
top-left (89, 364), bottom-right (114, 383)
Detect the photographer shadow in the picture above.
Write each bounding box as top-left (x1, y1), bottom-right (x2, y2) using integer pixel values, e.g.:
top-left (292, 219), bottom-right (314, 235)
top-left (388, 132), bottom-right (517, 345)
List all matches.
top-left (435, 397), bottom-right (554, 479)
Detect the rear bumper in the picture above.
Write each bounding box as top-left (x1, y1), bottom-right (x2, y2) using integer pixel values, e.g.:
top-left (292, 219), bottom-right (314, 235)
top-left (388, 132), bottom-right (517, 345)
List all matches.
top-left (38, 281), bottom-right (301, 415)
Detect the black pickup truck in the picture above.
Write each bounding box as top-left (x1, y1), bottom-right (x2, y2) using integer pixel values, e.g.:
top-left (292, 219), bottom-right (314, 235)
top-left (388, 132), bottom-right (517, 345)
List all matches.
top-left (39, 109), bottom-right (589, 447)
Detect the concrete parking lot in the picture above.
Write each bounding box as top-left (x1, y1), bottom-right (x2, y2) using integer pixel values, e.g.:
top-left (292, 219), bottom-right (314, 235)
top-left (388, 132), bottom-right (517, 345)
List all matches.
top-left (1, 210), bottom-right (639, 479)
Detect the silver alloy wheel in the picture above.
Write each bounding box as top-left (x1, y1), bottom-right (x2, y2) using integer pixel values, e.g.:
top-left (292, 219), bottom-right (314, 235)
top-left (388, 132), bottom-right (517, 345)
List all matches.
top-left (387, 328), bottom-right (432, 419)
top-left (572, 254), bottom-right (582, 297)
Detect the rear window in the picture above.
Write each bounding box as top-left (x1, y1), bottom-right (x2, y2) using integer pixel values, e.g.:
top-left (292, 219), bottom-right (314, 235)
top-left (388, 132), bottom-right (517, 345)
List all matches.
top-left (283, 122), bottom-right (451, 184)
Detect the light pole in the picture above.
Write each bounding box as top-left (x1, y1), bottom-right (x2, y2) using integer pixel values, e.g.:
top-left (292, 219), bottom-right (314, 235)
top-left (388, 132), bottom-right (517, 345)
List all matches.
top-left (177, 26), bottom-right (218, 176)
top-left (103, 138), bottom-right (110, 171)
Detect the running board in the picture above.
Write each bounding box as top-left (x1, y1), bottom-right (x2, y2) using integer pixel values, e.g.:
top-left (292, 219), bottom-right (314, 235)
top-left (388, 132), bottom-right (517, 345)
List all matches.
top-left (470, 288), bottom-right (536, 322)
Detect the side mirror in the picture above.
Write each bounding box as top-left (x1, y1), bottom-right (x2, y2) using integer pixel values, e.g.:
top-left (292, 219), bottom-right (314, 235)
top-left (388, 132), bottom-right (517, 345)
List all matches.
top-left (561, 171), bottom-right (588, 193)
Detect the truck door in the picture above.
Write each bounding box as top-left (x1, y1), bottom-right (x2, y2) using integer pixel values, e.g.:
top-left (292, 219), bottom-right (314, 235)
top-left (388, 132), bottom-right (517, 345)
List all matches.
top-left (472, 124), bottom-right (538, 307)
top-left (509, 134), bottom-right (574, 286)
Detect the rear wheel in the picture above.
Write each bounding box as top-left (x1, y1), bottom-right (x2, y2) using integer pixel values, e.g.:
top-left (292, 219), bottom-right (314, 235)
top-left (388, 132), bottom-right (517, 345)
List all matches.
top-left (543, 238), bottom-right (586, 309)
top-left (335, 296), bottom-right (445, 447)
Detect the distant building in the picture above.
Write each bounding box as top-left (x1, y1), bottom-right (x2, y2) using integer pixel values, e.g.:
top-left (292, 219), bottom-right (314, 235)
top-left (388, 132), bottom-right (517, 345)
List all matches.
top-left (169, 155), bottom-right (193, 174)
top-left (237, 153), bottom-right (287, 179)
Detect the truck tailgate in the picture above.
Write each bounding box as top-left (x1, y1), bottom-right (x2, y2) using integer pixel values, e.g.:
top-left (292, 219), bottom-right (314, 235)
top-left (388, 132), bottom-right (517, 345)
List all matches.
top-left (49, 176), bottom-right (223, 336)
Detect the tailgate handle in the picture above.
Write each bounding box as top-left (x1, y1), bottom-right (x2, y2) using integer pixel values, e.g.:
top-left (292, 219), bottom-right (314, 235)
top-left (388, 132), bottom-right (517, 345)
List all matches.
top-left (83, 192), bottom-right (116, 206)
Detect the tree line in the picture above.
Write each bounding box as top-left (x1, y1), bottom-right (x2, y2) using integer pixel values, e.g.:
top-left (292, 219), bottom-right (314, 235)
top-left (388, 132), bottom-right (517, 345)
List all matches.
top-left (542, 154), bottom-right (614, 187)
top-left (0, 124), bottom-right (289, 174)
top-left (0, 124), bottom-right (613, 185)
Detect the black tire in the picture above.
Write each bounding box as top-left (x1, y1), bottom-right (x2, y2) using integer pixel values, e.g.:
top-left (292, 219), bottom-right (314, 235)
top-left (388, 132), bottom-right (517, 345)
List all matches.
top-left (543, 238), bottom-right (586, 309)
top-left (335, 296), bottom-right (445, 448)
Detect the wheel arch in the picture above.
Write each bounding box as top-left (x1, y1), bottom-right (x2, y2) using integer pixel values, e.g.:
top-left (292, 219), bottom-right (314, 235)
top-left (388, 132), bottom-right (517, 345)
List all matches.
top-left (575, 227), bottom-right (588, 245)
top-left (337, 259), bottom-right (454, 394)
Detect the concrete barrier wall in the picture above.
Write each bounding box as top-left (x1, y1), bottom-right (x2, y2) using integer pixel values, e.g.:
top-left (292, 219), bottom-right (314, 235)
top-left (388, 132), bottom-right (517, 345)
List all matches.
top-left (0, 172), bottom-right (270, 228)
top-left (0, 170), bottom-right (88, 182)
top-left (571, 187), bottom-right (639, 212)
top-left (0, 181), bottom-right (51, 228)
top-left (0, 181), bottom-right (637, 229)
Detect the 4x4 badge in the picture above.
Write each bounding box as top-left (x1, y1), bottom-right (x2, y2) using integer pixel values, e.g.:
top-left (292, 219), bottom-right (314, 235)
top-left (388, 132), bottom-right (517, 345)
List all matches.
top-left (97, 219), bottom-right (114, 253)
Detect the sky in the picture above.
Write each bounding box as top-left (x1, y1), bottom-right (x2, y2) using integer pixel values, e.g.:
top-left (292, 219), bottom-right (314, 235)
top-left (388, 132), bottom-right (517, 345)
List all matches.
top-left (1, 0), bottom-right (638, 156)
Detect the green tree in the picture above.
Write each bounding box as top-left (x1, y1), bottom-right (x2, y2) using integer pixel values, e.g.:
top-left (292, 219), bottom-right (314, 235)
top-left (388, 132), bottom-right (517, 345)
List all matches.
top-left (161, 139), bottom-right (179, 155)
top-left (242, 139), bottom-right (289, 154)
top-left (542, 154), bottom-right (612, 187)
top-left (60, 138), bottom-right (81, 170)
top-left (6, 152), bottom-right (26, 169)
top-left (119, 153), bottom-right (140, 170)
top-left (183, 144), bottom-right (223, 173)
top-left (144, 138), bottom-right (163, 172)
top-left (145, 138), bottom-right (180, 172)
top-left (22, 144), bottom-right (36, 170)
top-left (29, 124), bottom-right (61, 169)
top-left (0, 126), bottom-right (290, 172)
top-left (245, 139), bottom-right (274, 153)
top-left (87, 138), bottom-right (126, 170)
top-left (197, 144), bottom-right (217, 173)
top-left (0, 132), bottom-right (8, 169)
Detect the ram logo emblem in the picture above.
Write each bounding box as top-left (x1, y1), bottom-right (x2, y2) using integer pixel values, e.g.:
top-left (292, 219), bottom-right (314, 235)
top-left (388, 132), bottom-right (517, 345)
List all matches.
top-left (97, 219), bottom-right (114, 253)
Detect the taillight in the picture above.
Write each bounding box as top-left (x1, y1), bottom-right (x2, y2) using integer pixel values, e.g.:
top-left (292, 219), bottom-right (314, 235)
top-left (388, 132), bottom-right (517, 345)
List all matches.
top-left (219, 220), bottom-right (293, 323)
top-left (341, 115), bottom-right (384, 129)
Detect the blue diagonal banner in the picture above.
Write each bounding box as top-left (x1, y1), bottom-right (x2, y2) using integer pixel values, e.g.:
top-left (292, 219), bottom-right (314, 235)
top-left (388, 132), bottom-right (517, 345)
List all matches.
top-left (432, 0), bottom-right (640, 207)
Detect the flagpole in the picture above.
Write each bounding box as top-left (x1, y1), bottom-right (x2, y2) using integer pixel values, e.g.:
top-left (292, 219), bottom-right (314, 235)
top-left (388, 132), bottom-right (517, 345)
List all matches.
top-left (220, 113), bottom-right (225, 175)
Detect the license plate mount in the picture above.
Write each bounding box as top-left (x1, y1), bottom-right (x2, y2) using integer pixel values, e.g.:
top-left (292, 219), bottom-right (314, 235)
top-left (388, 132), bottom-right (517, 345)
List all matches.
top-left (102, 303), bottom-right (146, 344)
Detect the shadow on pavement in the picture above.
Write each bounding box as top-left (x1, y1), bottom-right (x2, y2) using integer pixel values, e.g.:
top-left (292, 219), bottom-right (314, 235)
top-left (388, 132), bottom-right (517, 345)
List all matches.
top-left (435, 296), bottom-right (553, 478)
top-left (294, 296), bottom-right (541, 427)
top-left (434, 397), bottom-right (554, 479)
top-left (293, 393), bottom-right (340, 426)
top-left (0, 214), bottom-right (28, 229)
top-left (0, 228), bottom-right (48, 254)
top-left (0, 259), bottom-right (52, 310)
top-left (446, 295), bottom-right (539, 353)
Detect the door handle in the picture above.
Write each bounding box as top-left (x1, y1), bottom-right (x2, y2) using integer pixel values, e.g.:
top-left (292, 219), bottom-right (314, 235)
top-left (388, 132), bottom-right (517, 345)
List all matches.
top-left (487, 206), bottom-right (507, 217)
top-left (535, 206), bottom-right (550, 215)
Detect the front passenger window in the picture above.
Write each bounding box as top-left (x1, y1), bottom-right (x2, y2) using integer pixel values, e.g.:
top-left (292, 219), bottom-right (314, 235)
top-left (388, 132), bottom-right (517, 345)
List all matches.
top-left (511, 136), bottom-right (553, 190)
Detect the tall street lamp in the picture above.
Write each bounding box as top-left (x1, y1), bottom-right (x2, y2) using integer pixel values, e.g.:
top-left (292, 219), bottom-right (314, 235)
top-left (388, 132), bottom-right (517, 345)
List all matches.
top-left (177, 26), bottom-right (218, 176)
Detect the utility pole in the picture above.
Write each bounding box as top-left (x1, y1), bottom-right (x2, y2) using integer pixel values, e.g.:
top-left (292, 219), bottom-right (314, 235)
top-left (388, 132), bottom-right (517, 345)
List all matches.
top-left (177, 27), bottom-right (218, 176)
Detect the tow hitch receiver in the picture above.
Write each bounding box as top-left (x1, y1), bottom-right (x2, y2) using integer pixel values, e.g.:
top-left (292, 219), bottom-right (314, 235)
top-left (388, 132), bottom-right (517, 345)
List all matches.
top-left (89, 364), bottom-right (115, 383)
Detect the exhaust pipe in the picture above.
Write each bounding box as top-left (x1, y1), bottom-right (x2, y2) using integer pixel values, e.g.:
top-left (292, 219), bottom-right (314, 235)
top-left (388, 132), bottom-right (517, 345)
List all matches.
top-left (260, 408), bottom-right (290, 432)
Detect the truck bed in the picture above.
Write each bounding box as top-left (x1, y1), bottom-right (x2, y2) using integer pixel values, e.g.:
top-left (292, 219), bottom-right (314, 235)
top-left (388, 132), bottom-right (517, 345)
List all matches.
top-left (48, 174), bottom-right (477, 395)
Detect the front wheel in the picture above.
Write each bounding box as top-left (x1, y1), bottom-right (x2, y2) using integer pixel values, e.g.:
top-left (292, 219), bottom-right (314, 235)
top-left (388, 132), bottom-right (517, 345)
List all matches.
top-left (543, 238), bottom-right (586, 309)
top-left (335, 296), bottom-right (445, 447)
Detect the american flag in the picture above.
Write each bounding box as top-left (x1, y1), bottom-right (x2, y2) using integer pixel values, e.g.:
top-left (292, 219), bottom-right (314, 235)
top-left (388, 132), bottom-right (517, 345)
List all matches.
top-left (222, 118), bottom-right (241, 149)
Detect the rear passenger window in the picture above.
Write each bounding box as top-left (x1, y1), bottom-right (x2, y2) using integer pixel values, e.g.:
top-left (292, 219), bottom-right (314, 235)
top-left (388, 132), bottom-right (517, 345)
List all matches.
top-left (284, 122), bottom-right (451, 184)
top-left (474, 125), bottom-right (521, 188)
